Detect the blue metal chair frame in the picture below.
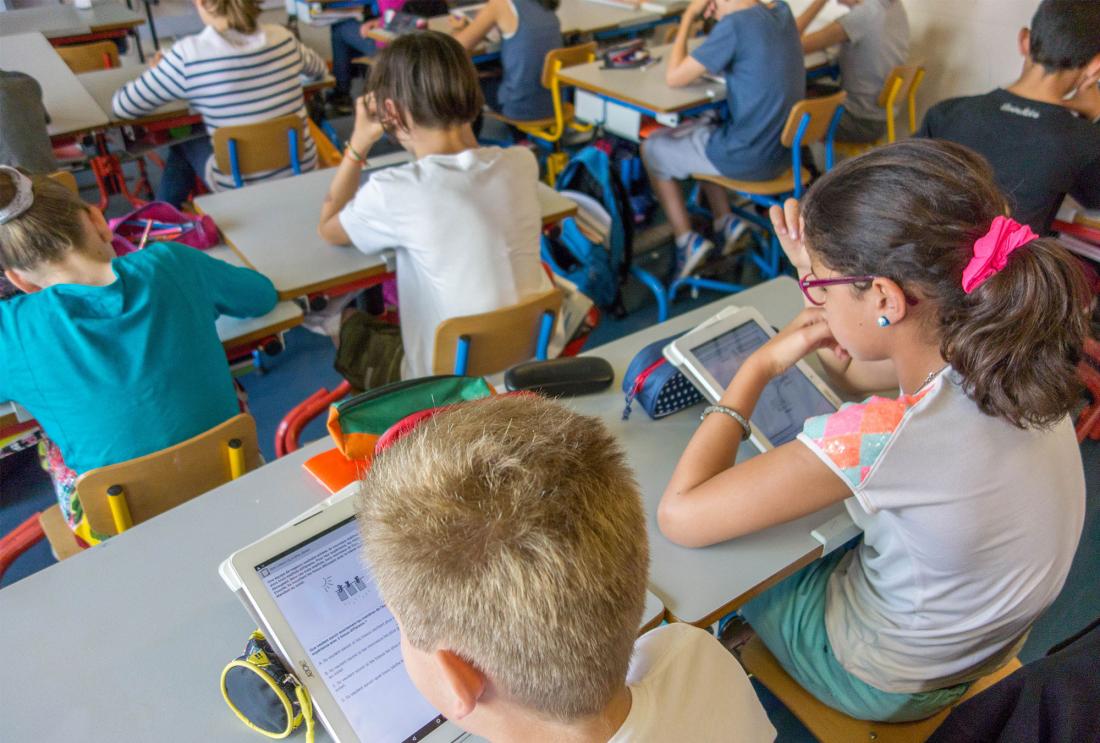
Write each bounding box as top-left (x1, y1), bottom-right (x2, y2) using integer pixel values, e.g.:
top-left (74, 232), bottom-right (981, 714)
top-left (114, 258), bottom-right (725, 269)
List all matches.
top-left (452, 309), bottom-right (556, 375)
top-left (668, 104), bottom-right (845, 302)
top-left (226, 125), bottom-right (302, 189)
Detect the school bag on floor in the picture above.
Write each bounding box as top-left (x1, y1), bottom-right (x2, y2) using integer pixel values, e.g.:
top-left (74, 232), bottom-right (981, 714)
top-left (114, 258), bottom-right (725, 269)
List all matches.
top-left (543, 146), bottom-right (634, 318)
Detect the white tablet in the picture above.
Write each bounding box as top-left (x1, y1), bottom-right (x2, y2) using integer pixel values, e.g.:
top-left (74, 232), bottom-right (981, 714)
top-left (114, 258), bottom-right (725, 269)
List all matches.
top-left (664, 305), bottom-right (842, 451)
top-left (222, 491), bottom-right (468, 743)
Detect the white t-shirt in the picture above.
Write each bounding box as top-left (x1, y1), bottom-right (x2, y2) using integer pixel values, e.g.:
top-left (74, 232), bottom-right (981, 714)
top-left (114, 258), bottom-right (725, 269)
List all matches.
top-left (798, 369), bottom-right (1085, 693)
top-left (608, 624), bottom-right (775, 742)
top-left (837, 0), bottom-right (909, 121)
top-left (339, 147), bottom-right (554, 379)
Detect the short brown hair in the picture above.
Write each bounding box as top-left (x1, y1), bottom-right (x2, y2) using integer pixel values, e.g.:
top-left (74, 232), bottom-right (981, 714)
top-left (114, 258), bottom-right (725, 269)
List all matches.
top-left (357, 395), bottom-right (649, 721)
top-left (0, 169), bottom-right (90, 272)
top-left (801, 139), bottom-right (1090, 429)
top-left (366, 31), bottom-right (483, 131)
top-left (201, 0), bottom-right (261, 33)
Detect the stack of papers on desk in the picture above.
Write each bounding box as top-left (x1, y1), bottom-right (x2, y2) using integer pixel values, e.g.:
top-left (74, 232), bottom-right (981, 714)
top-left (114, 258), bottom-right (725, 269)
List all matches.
top-left (583, 0), bottom-right (687, 14)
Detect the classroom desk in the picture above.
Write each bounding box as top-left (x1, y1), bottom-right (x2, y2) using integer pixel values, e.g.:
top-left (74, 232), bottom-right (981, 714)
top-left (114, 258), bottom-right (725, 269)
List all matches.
top-left (0, 432), bottom-right (666, 741)
top-left (0, 5), bottom-right (90, 37)
top-left (78, 65), bottom-right (335, 129)
top-left (561, 40), bottom-right (832, 142)
top-left (0, 32), bottom-right (110, 137)
top-left (566, 276), bottom-right (855, 626)
top-left (193, 159), bottom-right (578, 301)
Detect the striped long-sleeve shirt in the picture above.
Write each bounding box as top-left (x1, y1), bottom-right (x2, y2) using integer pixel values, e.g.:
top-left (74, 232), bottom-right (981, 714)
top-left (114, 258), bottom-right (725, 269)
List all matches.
top-left (112, 24), bottom-right (326, 191)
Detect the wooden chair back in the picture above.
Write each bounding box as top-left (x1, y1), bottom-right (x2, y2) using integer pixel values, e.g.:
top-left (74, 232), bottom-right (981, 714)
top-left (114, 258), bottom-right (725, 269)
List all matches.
top-left (780, 91), bottom-right (847, 148)
top-left (740, 635), bottom-right (1022, 742)
top-left (74, 413), bottom-right (262, 537)
top-left (540, 41), bottom-right (598, 90)
top-left (212, 115), bottom-right (307, 183)
top-left (659, 19), bottom-right (703, 44)
top-left (48, 170), bottom-right (80, 195)
top-left (878, 64), bottom-right (926, 141)
top-left (56, 41), bottom-right (119, 73)
top-left (432, 288), bottom-right (562, 376)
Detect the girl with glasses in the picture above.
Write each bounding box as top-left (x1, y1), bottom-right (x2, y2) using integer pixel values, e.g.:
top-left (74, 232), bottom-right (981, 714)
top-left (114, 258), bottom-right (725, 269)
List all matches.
top-left (659, 139), bottom-right (1088, 721)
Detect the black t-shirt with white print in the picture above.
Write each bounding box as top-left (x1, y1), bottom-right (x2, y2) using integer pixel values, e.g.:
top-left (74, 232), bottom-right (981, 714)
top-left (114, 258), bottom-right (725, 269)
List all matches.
top-left (917, 88), bottom-right (1100, 234)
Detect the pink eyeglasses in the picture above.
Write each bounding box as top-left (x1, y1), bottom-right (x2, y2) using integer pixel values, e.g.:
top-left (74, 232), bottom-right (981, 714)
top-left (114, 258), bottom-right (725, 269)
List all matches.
top-left (799, 273), bottom-right (919, 306)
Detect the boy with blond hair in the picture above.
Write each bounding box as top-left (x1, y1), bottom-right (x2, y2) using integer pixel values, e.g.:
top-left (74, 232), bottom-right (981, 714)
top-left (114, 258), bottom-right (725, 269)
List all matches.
top-left (356, 395), bottom-right (775, 742)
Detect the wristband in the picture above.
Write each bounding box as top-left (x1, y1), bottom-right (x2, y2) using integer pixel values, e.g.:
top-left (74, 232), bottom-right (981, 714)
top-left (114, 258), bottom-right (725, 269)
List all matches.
top-left (345, 142), bottom-right (367, 164)
top-left (700, 405), bottom-right (751, 441)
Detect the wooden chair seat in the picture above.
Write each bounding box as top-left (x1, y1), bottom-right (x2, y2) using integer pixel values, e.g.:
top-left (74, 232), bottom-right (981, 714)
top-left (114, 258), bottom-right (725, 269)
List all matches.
top-left (487, 103), bottom-right (576, 133)
top-left (39, 505), bottom-right (84, 561)
top-left (740, 635), bottom-right (1022, 743)
top-left (694, 167), bottom-right (813, 197)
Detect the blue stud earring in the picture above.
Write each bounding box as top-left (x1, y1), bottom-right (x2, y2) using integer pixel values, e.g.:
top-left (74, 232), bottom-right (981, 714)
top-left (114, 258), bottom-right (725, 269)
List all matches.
top-left (877, 316), bottom-right (891, 328)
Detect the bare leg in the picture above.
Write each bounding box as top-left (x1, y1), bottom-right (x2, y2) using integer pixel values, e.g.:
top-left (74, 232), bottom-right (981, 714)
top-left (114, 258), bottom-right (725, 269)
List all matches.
top-left (700, 182), bottom-right (732, 222)
top-left (649, 174), bottom-right (695, 237)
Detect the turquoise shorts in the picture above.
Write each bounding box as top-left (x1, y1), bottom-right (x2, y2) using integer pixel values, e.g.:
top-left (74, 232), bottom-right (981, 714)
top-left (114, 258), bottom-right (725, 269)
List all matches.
top-left (740, 543), bottom-right (970, 722)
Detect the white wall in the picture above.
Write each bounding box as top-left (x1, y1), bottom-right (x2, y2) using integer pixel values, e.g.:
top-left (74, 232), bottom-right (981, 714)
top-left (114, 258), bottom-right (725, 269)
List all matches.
top-left (901, 0), bottom-right (1038, 119)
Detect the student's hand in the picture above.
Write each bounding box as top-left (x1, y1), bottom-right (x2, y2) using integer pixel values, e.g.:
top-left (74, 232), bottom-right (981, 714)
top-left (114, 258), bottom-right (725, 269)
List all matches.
top-left (150, 50), bottom-right (164, 68)
top-left (746, 307), bottom-right (846, 380)
top-left (1067, 74), bottom-right (1100, 121)
top-left (359, 19), bottom-right (380, 37)
top-left (349, 94), bottom-right (385, 155)
top-left (769, 198), bottom-right (811, 276)
top-left (685, 0), bottom-right (714, 20)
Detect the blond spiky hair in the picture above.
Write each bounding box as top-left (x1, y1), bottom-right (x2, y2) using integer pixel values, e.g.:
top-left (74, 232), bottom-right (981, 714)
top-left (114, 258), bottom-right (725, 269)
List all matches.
top-left (357, 394), bottom-right (649, 721)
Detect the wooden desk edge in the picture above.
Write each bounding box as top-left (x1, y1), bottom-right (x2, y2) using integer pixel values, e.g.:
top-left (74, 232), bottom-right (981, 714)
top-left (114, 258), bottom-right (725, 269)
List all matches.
top-left (557, 71), bottom-right (716, 115)
top-left (664, 544), bottom-right (824, 628)
top-left (638, 609), bottom-right (667, 635)
top-left (542, 203), bottom-right (578, 226)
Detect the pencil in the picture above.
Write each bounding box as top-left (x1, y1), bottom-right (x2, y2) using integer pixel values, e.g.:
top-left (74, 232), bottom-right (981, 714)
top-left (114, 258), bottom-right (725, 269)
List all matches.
top-left (137, 218), bottom-right (154, 250)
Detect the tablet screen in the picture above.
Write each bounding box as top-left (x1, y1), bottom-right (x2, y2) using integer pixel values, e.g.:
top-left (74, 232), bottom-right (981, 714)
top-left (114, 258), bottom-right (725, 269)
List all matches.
top-left (255, 517), bottom-right (445, 743)
top-left (689, 320), bottom-right (836, 445)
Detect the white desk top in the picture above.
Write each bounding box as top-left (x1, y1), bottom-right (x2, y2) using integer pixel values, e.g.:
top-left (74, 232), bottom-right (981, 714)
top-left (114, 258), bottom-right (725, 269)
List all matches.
top-left (561, 41), bottom-right (725, 115)
top-left (79, 65), bottom-right (335, 127)
top-left (0, 6), bottom-right (89, 37)
top-left (193, 159), bottom-right (577, 300)
top-left (566, 276), bottom-right (850, 625)
top-left (0, 32), bottom-right (110, 136)
top-left (0, 429), bottom-right (667, 741)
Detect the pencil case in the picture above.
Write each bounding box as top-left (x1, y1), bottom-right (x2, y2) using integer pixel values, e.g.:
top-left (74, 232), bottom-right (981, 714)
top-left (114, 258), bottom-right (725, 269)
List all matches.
top-left (109, 201), bottom-right (220, 252)
top-left (602, 40), bottom-right (650, 69)
top-left (504, 357), bottom-right (614, 396)
top-left (221, 630), bottom-right (315, 742)
top-left (621, 333), bottom-right (703, 420)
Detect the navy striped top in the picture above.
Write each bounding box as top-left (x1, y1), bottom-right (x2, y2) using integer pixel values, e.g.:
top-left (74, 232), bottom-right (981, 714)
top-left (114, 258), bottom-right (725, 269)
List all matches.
top-left (112, 24), bottom-right (327, 190)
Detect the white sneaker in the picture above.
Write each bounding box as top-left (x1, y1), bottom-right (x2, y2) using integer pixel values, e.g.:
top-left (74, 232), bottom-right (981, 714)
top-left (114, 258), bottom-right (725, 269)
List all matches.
top-left (676, 232), bottom-right (715, 280)
top-left (720, 218), bottom-right (749, 256)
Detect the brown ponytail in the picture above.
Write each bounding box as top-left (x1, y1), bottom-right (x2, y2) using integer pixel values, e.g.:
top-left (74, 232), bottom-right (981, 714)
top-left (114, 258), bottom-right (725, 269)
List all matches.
top-left (801, 139), bottom-right (1090, 429)
top-left (0, 169), bottom-right (90, 272)
top-left (201, 0), bottom-right (262, 33)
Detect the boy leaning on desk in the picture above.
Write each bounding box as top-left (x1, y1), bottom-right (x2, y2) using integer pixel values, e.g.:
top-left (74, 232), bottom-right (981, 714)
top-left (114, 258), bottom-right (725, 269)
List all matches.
top-left (355, 395), bottom-right (777, 742)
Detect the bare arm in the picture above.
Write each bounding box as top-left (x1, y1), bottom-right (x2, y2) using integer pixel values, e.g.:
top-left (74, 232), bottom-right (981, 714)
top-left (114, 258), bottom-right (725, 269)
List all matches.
top-left (451, 0), bottom-right (502, 51)
top-left (666, 0), bottom-right (711, 88)
top-left (659, 315), bottom-right (851, 547)
top-left (802, 21), bottom-right (849, 54)
top-left (795, 0), bottom-right (829, 33)
top-left (318, 96), bottom-right (384, 245)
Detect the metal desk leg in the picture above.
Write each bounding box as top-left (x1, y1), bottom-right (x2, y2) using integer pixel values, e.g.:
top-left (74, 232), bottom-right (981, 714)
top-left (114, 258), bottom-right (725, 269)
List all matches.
top-left (144, 0), bottom-right (160, 49)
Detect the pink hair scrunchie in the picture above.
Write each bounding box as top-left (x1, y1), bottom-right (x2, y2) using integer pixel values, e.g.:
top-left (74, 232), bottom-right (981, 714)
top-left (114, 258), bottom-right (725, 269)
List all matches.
top-left (961, 216), bottom-right (1038, 294)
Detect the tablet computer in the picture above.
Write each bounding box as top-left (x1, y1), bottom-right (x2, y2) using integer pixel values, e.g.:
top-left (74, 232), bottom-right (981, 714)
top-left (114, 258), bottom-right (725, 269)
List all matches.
top-left (664, 305), bottom-right (842, 451)
top-left (221, 490), bottom-right (469, 743)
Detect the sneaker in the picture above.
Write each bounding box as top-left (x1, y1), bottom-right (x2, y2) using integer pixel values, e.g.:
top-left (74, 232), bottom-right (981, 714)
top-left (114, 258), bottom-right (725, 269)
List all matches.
top-left (325, 91), bottom-right (354, 117)
top-left (717, 615), bottom-right (756, 657)
top-left (719, 217), bottom-right (750, 257)
top-left (676, 231), bottom-right (715, 280)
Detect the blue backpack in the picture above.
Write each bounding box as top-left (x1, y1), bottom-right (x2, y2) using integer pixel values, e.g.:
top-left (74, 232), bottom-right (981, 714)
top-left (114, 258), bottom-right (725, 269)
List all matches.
top-left (542, 146), bottom-right (634, 318)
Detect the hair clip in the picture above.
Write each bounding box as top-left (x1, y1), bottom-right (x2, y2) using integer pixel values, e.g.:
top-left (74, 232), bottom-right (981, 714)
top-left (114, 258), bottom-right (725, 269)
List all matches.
top-left (0, 166), bottom-right (34, 225)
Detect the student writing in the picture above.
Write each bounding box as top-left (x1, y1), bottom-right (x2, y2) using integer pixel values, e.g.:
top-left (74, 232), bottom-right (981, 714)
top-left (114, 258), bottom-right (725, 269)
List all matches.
top-left (112, 0), bottom-right (327, 206)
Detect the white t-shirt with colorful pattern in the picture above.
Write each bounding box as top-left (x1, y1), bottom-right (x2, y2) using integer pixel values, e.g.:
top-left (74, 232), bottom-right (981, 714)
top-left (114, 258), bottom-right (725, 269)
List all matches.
top-left (798, 368), bottom-right (1084, 693)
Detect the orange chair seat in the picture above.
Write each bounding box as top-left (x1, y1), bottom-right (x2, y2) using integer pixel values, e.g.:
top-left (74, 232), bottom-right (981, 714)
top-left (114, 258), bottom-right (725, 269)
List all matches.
top-left (487, 103), bottom-right (575, 133)
top-left (695, 167), bottom-right (813, 197)
top-left (740, 635), bottom-right (1022, 742)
